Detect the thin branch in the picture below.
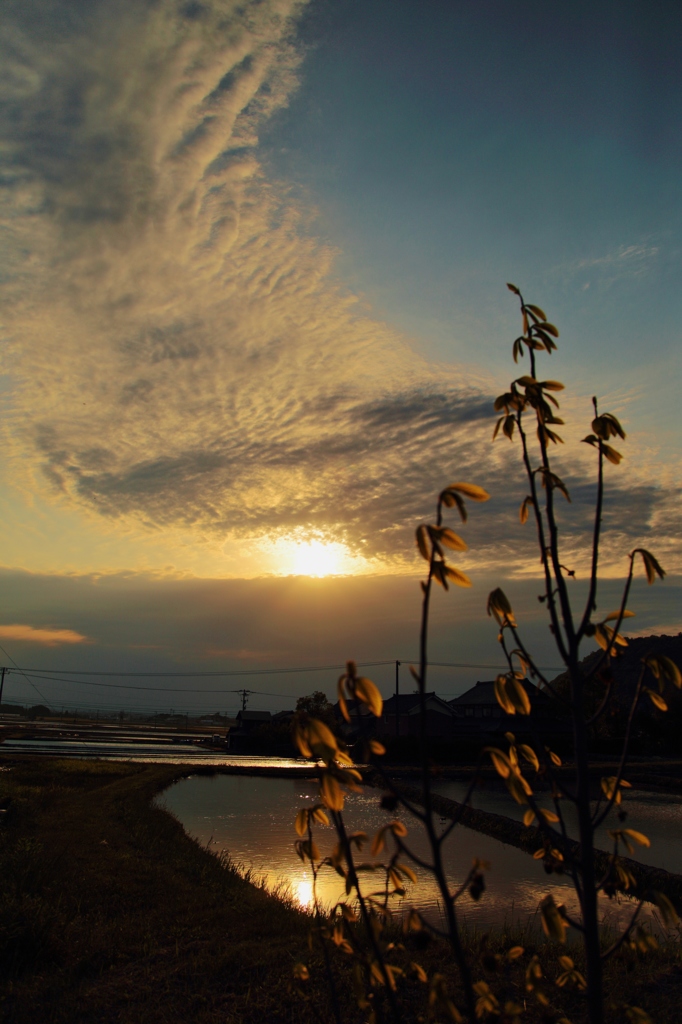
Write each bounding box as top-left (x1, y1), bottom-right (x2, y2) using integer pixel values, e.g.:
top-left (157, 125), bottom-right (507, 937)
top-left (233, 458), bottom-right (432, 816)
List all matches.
top-left (592, 664), bottom-right (647, 829)
top-left (516, 412), bottom-right (569, 664)
top-left (578, 411), bottom-right (604, 638)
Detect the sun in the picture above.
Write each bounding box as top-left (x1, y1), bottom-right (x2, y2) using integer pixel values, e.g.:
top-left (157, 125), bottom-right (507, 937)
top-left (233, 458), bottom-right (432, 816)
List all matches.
top-left (289, 540), bottom-right (346, 577)
top-left (264, 534), bottom-right (370, 577)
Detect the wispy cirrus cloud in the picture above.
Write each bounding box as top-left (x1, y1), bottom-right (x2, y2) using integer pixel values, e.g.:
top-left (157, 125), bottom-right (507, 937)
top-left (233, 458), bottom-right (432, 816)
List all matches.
top-left (0, 0), bottom-right (679, 579)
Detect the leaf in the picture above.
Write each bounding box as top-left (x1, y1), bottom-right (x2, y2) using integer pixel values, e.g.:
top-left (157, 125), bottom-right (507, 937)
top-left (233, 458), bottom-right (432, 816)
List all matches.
top-left (369, 739), bottom-right (386, 756)
top-left (447, 482), bottom-right (490, 502)
top-left (494, 676), bottom-right (516, 716)
top-left (505, 771), bottom-right (532, 805)
top-left (508, 946), bottom-right (524, 960)
top-left (440, 488), bottom-right (466, 519)
top-left (507, 282), bottom-right (520, 295)
top-left (371, 827), bottom-right (387, 856)
top-left (604, 609), bottom-right (635, 622)
top-left (439, 527), bottom-right (468, 552)
top-left (625, 1008), bottom-right (653, 1024)
top-left (503, 414), bottom-right (515, 440)
top-left (539, 808), bottom-right (560, 824)
top-left (523, 809), bottom-right (535, 826)
top-left (602, 443), bottom-right (622, 465)
top-left (518, 744), bottom-right (540, 771)
top-left (396, 862), bottom-right (418, 884)
top-left (592, 412), bottom-right (626, 440)
top-left (311, 806), bottom-right (330, 826)
top-left (487, 587), bottom-right (517, 627)
top-left (623, 829), bottom-right (650, 848)
top-left (635, 548), bottom-right (666, 585)
top-left (540, 379), bottom-right (564, 391)
top-left (524, 303), bottom-right (547, 320)
top-left (411, 961), bottom-right (428, 983)
top-left (540, 895), bottom-right (568, 942)
top-left (295, 808), bottom-right (309, 837)
top-left (444, 565), bottom-right (472, 588)
top-left (320, 773), bottom-right (345, 811)
top-left (508, 677), bottom-right (531, 715)
top-left (645, 688), bottom-right (668, 712)
top-left (354, 676), bottom-right (383, 717)
top-left (416, 524), bottom-right (430, 562)
top-left (487, 747), bottom-right (512, 779)
top-left (519, 497), bottom-right (531, 524)
top-left (645, 655), bottom-right (682, 689)
top-left (432, 561), bottom-right (449, 590)
top-left (293, 963), bottom-right (310, 981)
top-left (594, 623), bottom-right (628, 652)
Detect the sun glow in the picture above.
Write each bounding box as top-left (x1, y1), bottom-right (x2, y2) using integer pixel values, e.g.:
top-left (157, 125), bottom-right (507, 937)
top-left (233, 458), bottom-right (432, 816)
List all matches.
top-left (290, 540), bottom-right (346, 577)
top-left (265, 535), bottom-right (370, 577)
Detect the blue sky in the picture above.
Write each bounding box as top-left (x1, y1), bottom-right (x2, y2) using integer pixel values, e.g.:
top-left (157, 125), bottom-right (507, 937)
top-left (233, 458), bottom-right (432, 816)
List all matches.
top-left (261, 0), bottom-right (681, 380)
top-left (0, 0), bottom-right (679, 711)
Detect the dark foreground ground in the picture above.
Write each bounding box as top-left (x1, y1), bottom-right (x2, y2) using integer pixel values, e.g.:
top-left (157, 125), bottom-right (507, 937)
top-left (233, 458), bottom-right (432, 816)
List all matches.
top-left (1, 757), bottom-right (681, 1023)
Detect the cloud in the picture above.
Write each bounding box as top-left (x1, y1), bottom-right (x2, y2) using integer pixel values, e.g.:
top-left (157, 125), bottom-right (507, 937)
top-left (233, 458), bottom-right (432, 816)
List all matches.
top-left (0, 1), bottom-right (680, 579)
top-left (0, 624), bottom-right (88, 645)
top-left (552, 239), bottom-right (663, 291)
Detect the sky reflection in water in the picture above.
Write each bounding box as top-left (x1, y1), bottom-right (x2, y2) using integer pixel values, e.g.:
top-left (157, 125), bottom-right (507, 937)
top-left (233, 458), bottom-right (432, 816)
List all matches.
top-left (158, 775), bottom-right (680, 933)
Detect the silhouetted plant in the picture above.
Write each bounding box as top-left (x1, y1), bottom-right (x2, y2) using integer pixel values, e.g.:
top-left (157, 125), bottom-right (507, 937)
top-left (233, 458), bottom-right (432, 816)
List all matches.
top-left (290, 286), bottom-right (680, 1024)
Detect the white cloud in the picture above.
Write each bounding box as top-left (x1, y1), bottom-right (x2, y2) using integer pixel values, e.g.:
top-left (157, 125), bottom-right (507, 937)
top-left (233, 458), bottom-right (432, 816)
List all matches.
top-left (0, 1), bottom-right (679, 582)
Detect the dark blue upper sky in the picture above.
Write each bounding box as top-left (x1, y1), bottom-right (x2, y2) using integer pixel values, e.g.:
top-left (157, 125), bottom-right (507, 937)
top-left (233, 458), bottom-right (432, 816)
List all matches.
top-left (261, 0), bottom-right (681, 383)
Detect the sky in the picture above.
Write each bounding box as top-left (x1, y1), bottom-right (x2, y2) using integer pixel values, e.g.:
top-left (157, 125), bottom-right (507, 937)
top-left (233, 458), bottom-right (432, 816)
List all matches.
top-left (0, 0), bottom-right (680, 715)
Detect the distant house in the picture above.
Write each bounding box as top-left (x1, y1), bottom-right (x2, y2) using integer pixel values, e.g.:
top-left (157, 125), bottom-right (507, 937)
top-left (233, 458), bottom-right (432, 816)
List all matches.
top-left (448, 680), bottom-right (563, 737)
top-left (378, 692), bottom-right (455, 738)
top-left (271, 709), bottom-right (295, 726)
top-left (225, 709), bottom-right (273, 751)
top-left (334, 692), bottom-right (455, 739)
top-left (235, 710), bottom-right (272, 734)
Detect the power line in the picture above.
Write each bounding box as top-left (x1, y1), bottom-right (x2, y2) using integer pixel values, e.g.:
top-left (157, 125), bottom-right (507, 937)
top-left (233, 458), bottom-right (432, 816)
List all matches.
top-left (8, 671), bottom-right (299, 696)
top-left (11, 659), bottom-right (565, 681)
top-left (16, 660), bottom-right (396, 678)
top-left (0, 642), bottom-right (53, 709)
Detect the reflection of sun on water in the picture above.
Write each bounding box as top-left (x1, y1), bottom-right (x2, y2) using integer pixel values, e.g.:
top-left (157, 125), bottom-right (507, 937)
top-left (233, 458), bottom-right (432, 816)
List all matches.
top-left (295, 876), bottom-right (314, 909)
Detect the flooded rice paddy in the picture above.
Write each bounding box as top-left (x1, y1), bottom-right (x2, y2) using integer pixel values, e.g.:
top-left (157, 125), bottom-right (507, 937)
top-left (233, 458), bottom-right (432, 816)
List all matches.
top-left (158, 774), bottom-right (682, 932)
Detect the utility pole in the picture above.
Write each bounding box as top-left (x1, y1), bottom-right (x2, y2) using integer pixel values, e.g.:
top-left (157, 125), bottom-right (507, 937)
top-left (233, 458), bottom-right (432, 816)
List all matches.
top-left (236, 689), bottom-right (250, 711)
top-left (0, 667), bottom-right (7, 714)
top-left (395, 660), bottom-right (401, 738)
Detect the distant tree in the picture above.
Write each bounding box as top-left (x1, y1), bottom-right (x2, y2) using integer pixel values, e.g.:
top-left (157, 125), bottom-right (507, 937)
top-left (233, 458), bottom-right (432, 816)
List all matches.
top-left (295, 691), bottom-right (336, 729)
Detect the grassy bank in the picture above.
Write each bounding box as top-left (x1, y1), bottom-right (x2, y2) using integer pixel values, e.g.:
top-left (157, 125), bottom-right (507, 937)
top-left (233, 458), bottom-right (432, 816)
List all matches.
top-left (0, 758), bottom-right (326, 1023)
top-left (1, 758), bottom-right (681, 1023)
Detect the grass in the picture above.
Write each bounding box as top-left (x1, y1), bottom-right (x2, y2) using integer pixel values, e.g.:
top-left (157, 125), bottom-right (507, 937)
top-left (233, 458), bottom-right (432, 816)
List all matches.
top-left (0, 757), bottom-right (680, 1023)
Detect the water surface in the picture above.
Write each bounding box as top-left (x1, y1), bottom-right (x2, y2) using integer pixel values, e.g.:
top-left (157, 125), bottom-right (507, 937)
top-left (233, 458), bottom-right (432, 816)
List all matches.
top-left (159, 774), bottom-right (675, 932)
